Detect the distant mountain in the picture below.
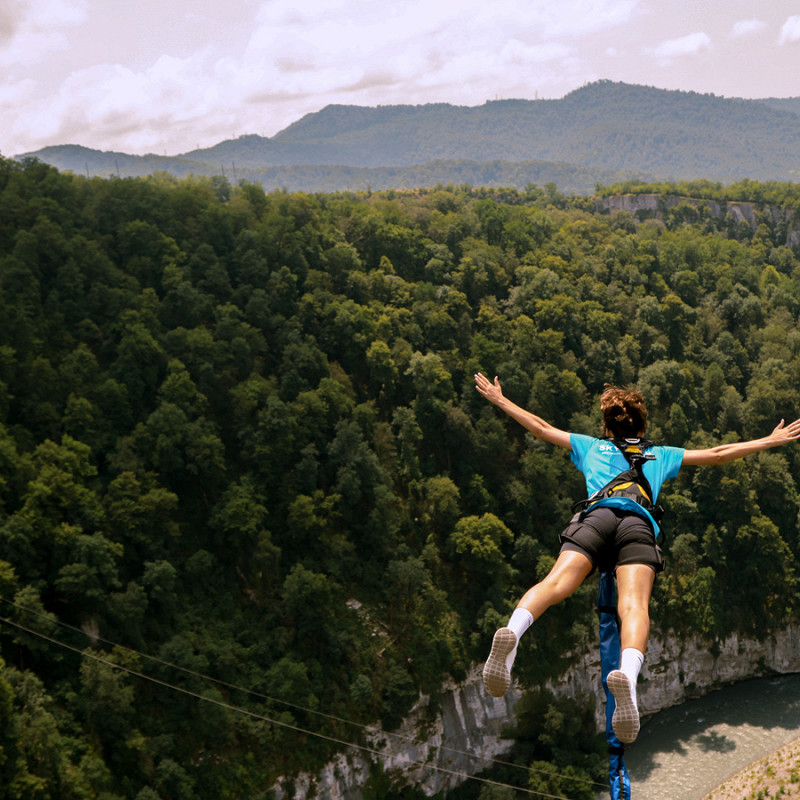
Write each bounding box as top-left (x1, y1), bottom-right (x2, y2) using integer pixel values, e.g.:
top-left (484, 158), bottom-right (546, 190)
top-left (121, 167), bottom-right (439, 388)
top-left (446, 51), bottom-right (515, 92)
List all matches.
top-left (756, 97), bottom-right (800, 116)
top-left (18, 144), bottom-right (211, 179)
top-left (18, 81), bottom-right (800, 192)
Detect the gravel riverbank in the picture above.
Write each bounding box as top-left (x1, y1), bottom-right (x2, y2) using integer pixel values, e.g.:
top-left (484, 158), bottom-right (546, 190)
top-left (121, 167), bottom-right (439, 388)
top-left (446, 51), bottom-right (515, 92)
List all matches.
top-left (702, 737), bottom-right (800, 800)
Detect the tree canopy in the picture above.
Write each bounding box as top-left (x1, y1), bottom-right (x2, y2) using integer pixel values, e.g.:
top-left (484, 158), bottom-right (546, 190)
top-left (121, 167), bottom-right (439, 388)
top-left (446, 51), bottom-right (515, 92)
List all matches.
top-left (1, 154), bottom-right (800, 797)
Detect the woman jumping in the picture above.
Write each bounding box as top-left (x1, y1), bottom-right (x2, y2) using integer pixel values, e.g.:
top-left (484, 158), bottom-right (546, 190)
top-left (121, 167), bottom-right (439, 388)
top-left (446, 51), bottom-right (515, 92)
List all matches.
top-left (475, 373), bottom-right (800, 743)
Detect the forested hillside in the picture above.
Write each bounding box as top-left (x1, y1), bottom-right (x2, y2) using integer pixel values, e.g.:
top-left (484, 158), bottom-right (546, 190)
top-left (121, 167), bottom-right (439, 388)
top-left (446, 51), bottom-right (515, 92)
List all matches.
top-left (1, 155), bottom-right (800, 799)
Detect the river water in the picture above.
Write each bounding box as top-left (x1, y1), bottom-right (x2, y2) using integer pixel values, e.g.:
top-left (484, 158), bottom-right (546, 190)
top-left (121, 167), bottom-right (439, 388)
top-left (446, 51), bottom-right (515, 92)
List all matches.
top-left (595, 673), bottom-right (800, 799)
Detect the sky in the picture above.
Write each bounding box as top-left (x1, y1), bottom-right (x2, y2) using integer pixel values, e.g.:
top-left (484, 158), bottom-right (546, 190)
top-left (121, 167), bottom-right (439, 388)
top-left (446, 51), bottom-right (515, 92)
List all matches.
top-left (2, 0), bottom-right (800, 158)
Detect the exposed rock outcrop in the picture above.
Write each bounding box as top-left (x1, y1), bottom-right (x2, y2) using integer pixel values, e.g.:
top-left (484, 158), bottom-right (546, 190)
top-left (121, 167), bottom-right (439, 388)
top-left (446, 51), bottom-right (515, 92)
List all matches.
top-left (598, 193), bottom-right (800, 248)
top-left (273, 672), bottom-right (522, 799)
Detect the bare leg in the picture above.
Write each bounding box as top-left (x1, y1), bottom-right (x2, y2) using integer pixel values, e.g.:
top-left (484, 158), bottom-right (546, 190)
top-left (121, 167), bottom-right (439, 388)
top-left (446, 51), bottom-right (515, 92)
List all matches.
top-left (607, 563), bottom-right (655, 743)
top-left (483, 550), bottom-right (592, 697)
top-left (516, 549), bottom-right (594, 618)
top-left (615, 563), bottom-right (655, 652)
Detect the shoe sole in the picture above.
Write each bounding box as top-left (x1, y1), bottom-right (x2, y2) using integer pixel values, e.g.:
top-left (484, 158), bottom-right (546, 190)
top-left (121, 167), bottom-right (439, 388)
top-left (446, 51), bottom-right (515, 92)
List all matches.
top-left (483, 628), bottom-right (517, 697)
top-left (607, 670), bottom-right (640, 743)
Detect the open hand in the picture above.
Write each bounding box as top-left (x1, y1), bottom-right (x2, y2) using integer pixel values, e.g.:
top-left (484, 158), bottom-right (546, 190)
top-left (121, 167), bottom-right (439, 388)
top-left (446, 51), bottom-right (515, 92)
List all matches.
top-left (768, 418), bottom-right (800, 445)
top-left (474, 372), bottom-right (504, 405)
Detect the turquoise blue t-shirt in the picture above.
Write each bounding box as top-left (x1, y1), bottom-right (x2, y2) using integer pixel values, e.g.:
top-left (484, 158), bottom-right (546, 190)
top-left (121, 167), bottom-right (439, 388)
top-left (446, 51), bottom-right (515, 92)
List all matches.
top-left (569, 433), bottom-right (684, 537)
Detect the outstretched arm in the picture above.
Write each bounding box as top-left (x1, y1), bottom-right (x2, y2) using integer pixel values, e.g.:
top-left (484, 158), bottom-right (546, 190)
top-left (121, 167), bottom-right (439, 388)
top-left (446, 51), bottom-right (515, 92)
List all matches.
top-left (474, 372), bottom-right (571, 449)
top-left (682, 418), bottom-right (800, 466)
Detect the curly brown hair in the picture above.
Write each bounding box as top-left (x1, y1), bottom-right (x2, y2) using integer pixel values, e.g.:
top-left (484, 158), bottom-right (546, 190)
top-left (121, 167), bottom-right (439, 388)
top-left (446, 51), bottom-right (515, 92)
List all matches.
top-left (600, 385), bottom-right (648, 438)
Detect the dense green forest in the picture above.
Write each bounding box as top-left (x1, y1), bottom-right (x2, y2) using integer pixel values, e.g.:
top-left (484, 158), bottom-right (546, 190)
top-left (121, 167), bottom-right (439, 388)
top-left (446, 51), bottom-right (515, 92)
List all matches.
top-left (1, 154), bottom-right (800, 799)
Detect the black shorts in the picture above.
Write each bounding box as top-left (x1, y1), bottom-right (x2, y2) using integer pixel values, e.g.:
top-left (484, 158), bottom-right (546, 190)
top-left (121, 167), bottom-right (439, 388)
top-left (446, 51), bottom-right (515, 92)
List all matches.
top-left (558, 506), bottom-right (664, 575)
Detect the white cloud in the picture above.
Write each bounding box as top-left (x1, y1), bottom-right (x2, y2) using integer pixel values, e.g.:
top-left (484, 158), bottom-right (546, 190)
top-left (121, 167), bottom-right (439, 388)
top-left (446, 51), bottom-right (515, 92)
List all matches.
top-left (1, 28), bottom-right (72, 66)
top-left (22, 0), bottom-right (800, 158)
top-left (3, 0), bottom-right (647, 155)
top-left (0, 0), bottom-right (88, 64)
top-left (245, 0), bottom-right (638, 78)
top-left (251, 0), bottom-right (640, 43)
top-left (0, 76), bottom-right (34, 108)
top-left (778, 15), bottom-right (800, 45)
top-left (501, 39), bottom-right (572, 65)
top-left (652, 32), bottom-right (712, 60)
top-left (237, 0), bottom-right (638, 113)
top-left (730, 19), bottom-right (768, 39)
top-left (12, 52), bottom-right (230, 153)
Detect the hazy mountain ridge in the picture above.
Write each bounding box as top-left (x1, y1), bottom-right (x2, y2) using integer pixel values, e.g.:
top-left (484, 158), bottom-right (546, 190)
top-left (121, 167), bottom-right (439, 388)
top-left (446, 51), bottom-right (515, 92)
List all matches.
top-left (17, 81), bottom-right (800, 191)
top-left (756, 96), bottom-right (800, 116)
top-left (25, 143), bottom-right (210, 178)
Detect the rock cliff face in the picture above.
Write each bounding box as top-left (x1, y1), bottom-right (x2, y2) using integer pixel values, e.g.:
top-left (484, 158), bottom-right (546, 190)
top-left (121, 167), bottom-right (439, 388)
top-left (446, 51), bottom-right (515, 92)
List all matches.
top-left (598, 194), bottom-right (800, 248)
top-left (273, 623), bottom-right (800, 799)
top-left (273, 671), bottom-right (523, 799)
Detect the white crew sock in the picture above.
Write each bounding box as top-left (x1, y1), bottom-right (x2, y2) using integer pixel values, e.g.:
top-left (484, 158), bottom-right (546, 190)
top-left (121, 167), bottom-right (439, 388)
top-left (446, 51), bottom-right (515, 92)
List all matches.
top-left (507, 608), bottom-right (534, 640)
top-left (619, 648), bottom-right (644, 705)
